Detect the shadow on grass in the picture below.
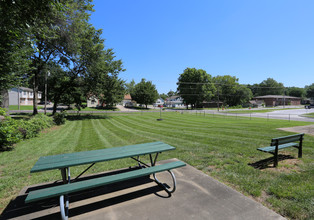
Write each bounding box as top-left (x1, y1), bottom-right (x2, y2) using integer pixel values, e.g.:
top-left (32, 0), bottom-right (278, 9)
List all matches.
top-left (66, 114), bottom-right (110, 121)
top-left (0, 146), bottom-right (14, 152)
top-left (1, 167), bottom-right (169, 220)
top-left (248, 154), bottom-right (295, 169)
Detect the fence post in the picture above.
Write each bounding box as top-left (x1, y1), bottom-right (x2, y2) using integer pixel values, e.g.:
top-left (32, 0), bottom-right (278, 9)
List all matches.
top-left (204, 111), bottom-right (205, 117)
top-left (289, 114), bottom-right (290, 122)
top-left (250, 113), bottom-right (251, 120)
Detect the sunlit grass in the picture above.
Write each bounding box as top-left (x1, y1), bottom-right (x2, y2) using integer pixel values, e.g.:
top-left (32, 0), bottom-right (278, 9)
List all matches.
top-left (0, 112), bottom-right (313, 219)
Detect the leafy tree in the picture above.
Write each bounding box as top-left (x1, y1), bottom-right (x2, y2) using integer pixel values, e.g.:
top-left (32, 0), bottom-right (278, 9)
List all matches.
top-left (167, 90), bottom-right (177, 97)
top-left (257, 78), bottom-right (285, 96)
top-left (177, 68), bottom-right (215, 109)
top-left (229, 85), bottom-right (253, 106)
top-left (246, 84), bottom-right (260, 97)
top-left (286, 87), bottom-right (305, 98)
top-left (213, 75), bottom-right (239, 106)
top-left (159, 93), bottom-right (168, 100)
top-left (98, 74), bottom-right (125, 107)
top-left (305, 83), bottom-right (314, 100)
top-left (131, 79), bottom-right (159, 108)
top-left (0, 0), bottom-right (57, 102)
top-left (125, 79), bottom-right (136, 94)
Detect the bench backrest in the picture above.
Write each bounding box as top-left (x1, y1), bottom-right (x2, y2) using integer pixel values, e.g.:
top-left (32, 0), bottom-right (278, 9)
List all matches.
top-left (271, 133), bottom-right (304, 146)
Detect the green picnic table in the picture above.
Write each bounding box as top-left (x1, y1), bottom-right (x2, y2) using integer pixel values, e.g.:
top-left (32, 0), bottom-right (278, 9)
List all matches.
top-left (25, 141), bottom-right (186, 220)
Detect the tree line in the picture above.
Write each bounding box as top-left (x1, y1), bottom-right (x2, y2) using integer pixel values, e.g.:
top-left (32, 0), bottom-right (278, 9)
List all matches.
top-left (176, 68), bottom-right (314, 109)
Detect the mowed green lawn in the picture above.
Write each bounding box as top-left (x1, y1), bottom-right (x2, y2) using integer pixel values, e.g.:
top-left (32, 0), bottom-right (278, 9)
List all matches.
top-left (0, 112), bottom-right (313, 219)
top-left (9, 105), bottom-right (43, 110)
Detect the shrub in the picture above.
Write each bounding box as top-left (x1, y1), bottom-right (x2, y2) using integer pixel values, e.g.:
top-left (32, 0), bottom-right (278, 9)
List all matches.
top-left (0, 118), bottom-right (22, 148)
top-left (0, 107), bottom-right (7, 116)
top-left (53, 111), bottom-right (67, 125)
top-left (18, 114), bottom-right (54, 139)
top-left (0, 114), bottom-right (54, 149)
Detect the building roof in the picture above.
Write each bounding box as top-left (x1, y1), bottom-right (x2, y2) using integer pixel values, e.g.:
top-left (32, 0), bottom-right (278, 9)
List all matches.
top-left (254, 95), bottom-right (301, 99)
top-left (124, 94), bottom-right (132, 100)
top-left (166, 95), bottom-right (180, 101)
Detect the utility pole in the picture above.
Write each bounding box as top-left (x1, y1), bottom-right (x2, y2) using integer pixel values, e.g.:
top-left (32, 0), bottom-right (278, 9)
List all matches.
top-left (217, 90), bottom-right (220, 111)
top-left (44, 71), bottom-right (50, 115)
top-left (283, 89), bottom-right (286, 109)
top-left (18, 87), bottom-right (20, 110)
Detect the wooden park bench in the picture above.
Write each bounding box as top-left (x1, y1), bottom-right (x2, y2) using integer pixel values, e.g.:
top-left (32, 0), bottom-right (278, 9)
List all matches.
top-left (257, 133), bottom-right (304, 167)
top-left (25, 142), bottom-right (186, 220)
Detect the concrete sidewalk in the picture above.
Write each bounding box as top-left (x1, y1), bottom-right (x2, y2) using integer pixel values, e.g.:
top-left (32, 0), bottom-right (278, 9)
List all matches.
top-left (1, 159), bottom-right (285, 220)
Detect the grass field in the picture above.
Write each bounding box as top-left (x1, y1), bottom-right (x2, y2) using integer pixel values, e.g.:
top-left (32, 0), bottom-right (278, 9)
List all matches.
top-left (9, 105), bottom-right (43, 110)
top-left (73, 106), bottom-right (119, 111)
top-left (0, 112), bottom-right (313, 219)
top-left (303, 112), bottom-right (314, 118)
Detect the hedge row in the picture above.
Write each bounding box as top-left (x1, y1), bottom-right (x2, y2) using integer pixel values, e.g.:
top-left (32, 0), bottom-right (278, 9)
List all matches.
top-left (0, 108), bottom-right (66, 149)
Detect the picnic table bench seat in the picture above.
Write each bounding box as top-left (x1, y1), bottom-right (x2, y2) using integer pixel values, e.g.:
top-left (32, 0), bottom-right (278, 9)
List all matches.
top-left (257, 133), bottom-right (304, 167)
top-left (25, 161), bottom-right (186, 203)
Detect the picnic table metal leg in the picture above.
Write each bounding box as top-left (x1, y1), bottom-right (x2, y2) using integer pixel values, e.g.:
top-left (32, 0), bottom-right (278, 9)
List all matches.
top-left (59, 167), bottom-right (70, 220)
top-left (274, 144), bottom-right (279, 167)
top-left (149, 153), bottom-right (177, 193)
top-left (298, 136), bottom-right (303, 158)
top-left (153, 170), bottom-right (177, 194)
top-left (60, 195), bottom-right (69, 220)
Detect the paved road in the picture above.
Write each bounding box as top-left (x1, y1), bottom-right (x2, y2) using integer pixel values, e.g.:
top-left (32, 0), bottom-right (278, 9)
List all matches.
top-left (169, 108), bottom-right (314, 122)
top-left (224, 108), bottom-right (314, 122)
top-left (8, 106), bottom-right (314, 122)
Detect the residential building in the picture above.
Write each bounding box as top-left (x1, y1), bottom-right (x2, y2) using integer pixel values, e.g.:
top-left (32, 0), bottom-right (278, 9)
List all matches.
top-left (165, 96), bottom-right (185, 107)
top-left (122, 94), bottom-right (132, 106)
top-left (153, 98), bottom-right (164, 107)
top-left (87, 95), bottom-right (101, 107)
top-left (8, 87), bottom-right (42, 106)
top-left (254, 95), bottom-right (301, 107)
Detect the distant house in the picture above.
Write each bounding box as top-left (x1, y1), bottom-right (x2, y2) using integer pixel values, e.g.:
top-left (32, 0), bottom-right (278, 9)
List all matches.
top-left (153, 98), bottom-right (164, 107)
top-left (87, 95), bottom-right (101, 108)
top-left (165, 96), bottom-right (185, 107)
top-left (122, 94), bottom-right (132, 106)
top-left (254, 95), bottom-right (301, 107)
top-left (8, 87), bottom-right (42, 105)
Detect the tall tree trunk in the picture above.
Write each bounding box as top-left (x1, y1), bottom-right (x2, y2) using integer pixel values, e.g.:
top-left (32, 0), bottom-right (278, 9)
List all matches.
top-left (52, 95), bottom-right (60, 115)
top-left (32, 70), bottom-right (39, 115)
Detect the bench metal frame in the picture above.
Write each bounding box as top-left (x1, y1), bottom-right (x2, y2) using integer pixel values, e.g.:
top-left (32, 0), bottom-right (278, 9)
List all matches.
top-left (257, 133), bottom-right (304, 167)
top-left (57, 152), bottom-right (177, 220)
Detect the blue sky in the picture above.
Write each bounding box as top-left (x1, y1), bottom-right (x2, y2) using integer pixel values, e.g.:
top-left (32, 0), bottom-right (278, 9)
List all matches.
top-left (90, 0), bottom-right (314, 94)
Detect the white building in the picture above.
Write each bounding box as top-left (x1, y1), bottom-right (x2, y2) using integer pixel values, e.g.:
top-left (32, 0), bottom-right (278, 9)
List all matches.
top-left (165, 96), bottom-right (185, 108)
top-left (153, 98), bottom-right (164, 107)
top-left (9, 87), bottom-right (42, 105)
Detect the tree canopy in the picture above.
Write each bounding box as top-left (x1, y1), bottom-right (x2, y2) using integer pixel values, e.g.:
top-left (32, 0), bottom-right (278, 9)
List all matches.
top-left (305, 83), bottom-right (314, 100)
top-left (1, 0), bottom-right (125, 114)
top-left (249, 78), bottom-right (285, 97)
top-left (131, 79), bottom-right (159, 108)
top-left (177, 68), bottom-right (215, 109)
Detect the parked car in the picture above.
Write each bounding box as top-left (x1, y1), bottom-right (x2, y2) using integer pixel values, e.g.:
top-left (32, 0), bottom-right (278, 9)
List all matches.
top-left (38, 101), bottom-right (51, 105)
top-left (305, 104), bottom-right (314, 109)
